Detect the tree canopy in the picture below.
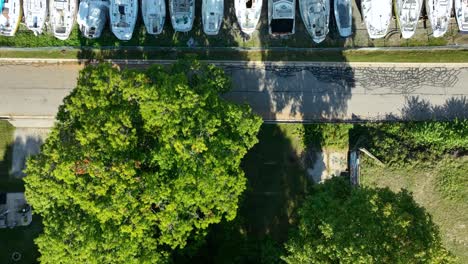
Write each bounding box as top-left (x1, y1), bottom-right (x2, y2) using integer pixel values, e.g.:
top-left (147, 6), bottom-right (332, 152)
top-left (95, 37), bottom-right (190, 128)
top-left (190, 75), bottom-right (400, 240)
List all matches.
top-left (282, 177), bottom-right (456, 264)
top-left (24, 61), bottom-right (262, 263)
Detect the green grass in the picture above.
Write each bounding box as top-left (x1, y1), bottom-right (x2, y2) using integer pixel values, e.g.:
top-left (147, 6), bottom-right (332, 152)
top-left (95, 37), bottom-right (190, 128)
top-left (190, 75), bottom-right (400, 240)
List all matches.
top-left (1, 48), bottom-right (468, 62)
top-left (0, 121), bottom-right (14, 178)
top-left (361, 158), bottom-right (468, 264)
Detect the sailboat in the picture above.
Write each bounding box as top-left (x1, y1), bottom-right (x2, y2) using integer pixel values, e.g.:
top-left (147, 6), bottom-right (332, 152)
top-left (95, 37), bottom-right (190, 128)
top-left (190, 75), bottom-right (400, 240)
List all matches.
top-left (110, 0), bottom-right (138, 40)
top-left (49, 0), bottom-right (78, 40)
top-left (234, 0), bottom-right (262, 35)
top-left (455, 0), bottom-right (468, 32)
top-left (202, 0), bottom-right (223, 35)
top-left (170, 0), bottom-right (195, 32)
top-left (361, 0), bottom-right (392, 39)
top-left (334, 0), bottom-right (352, 37)
top-left (269, 0), bottom-right (296, 36)
top-left (300, 0), bottom-right (330, 43)
top-left (426, 0), bottom-right (452, 37)
top-left (395, 0), bottom-right (423, 38)
top-left (0, 0), bottom-right (22, 36)
top-left (142, 0), bottom-right (166, 35)
top-left (23, 0), bottom-right (47, 35)
top-left (77, 0), bottom-right (109, 39)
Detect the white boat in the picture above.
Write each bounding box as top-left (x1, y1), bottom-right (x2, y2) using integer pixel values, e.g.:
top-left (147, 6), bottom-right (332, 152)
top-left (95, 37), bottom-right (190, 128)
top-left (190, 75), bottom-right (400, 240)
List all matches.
top-left (300, 0), bottom-right (330, 43)
top-left (395, 0), bottom-right (423, 38)
top-left (110, 0), bottom-right (138, 40)
top-left (269, 0), bottom-right (296, 36)
top-left (49, 0), bottom-right (78, 40)
top-left (0, 0), bottom-right (22, 36)
top-left (426, 0), bottom-right (452, 37)
top-left (361, 0), bottom-right (392, 39)
top-left (77, 0), bottom-right (109, 39)
top-left (455, 0), bottom-right (468, 32)
top-left (23, 0), bottom-right (47, 35)
top-left (334, 0), bottom-right (352, 37)
top-left (169, 0), bottom-right (195, 32)
top-left (142, 0), bottom-right (166, 35)
top-left (234, 0), bottom-right (262, 35)
top-left (202, 0), bottom-right (223, 35)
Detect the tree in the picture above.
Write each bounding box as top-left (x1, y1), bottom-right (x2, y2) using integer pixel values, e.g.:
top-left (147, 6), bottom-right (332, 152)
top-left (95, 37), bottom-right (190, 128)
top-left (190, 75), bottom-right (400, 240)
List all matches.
top-left (282, 177), bottom-right (456, 264)
top-left (24, 60), bottom-right (262, 263)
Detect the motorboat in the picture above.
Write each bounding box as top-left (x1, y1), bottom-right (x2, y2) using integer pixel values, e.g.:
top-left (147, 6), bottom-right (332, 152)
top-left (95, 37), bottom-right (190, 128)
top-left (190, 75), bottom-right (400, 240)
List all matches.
top-left (395, 0), bottom-right (423, 38)
top-left (361, 0), bottom-right (392, 38)
top-left (455, 0), bottom-right (468, 32)
top-left (269, 0), bottom-right (295, 36)
top-left (234, 0), bottom-right (262, 35)
top-left (202, 0), bottom-right (223, 35)
top-left (110, 0), bottom-right (138, 40)
top-left (142, 0), bottom-right (165, 35)
top-left (77, 0), bottom-right (109, 39)
top-left (426, 0), bottom-right (452, 37)
top-left (23, 0), bottom-right (47, 35)
top-left (0, 0), bottom-right (22, 36)
top-left (300, 0), bottom-right (330, 43)
top-left (49, 0), bottom-right (78, 40)
top-left (334, 0), bottom-right (352, 37)
top-left (169, 0), bottom-right (195, 32)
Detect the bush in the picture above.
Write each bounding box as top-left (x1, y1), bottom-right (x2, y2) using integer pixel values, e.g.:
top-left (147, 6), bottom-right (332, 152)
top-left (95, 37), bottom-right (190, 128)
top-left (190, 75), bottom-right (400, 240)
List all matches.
top-left (299, 124), bottom-right (353, 150)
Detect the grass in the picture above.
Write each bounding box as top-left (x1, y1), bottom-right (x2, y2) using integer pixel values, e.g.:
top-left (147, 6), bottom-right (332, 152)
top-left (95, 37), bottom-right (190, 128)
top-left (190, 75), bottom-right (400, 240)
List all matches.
top-left (0, 121), bottom-right (14, 178)
top-left (1, 48), bottom-right (468, 62)
top-left (361, 158), bottom-right (468, 264)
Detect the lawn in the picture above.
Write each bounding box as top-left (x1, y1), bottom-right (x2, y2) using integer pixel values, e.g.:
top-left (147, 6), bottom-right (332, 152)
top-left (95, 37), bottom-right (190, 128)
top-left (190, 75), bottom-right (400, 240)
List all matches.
top-left (360, 158), bottom-right (468, 264)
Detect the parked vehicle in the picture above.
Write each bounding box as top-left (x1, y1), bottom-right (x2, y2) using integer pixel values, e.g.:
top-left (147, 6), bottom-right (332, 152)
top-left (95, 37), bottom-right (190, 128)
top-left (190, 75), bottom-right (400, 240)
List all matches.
top-left (110, 0), bottom-right (138, 40)
top-left (23, 0), bottom-right (47, 35)
top-left (202, 0), bottom-right (223, 35)
top-left (235, 0), bottom-right (262, 35)
top-left (300, 0), bottom-right (330, 43)
top-left (142, 0), bottom-right (166, 35)
top-left (0, 0), bottom-right (22, 36)
top-left (77, 0), bottom-right (109, 39)
top-left (170, 0), bottom-right (195, 32)
top-left (426, 0), bottom-right (452, 37)
top-left (334, 0), bottom-right (352, 37)
top-left (50, 0), bottom-right (78, 40)
top-left (395, 0), bottom-right (423, 38)
top-left (361, 0), bottom-right (392, 38)
top-left (269, 0), bottom-right (296, 36)
top-left (455, 0), bottom-right (468, 32)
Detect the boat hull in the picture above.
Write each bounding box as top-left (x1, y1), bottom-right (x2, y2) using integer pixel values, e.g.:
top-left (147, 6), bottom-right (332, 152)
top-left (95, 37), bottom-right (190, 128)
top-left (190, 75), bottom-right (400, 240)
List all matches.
top-left (426, 0), bottom-right (452, 37)
top-left (361, 0), bottom-right (392, 39)
top-left (395, 0), bottom-right (423, 38)
top-left (269, 0), bottom-right (296, 36)
top-left (77, 0), bottom-right (109, 39)
top-left (0, 0), bottom-right (22, 36)
top-left (23, 0), bottom-right (47, 35)
top-left (170, 0), bottom-right (195, 32)
top-left (142, 0), bottom-right (166, 35)
top-left (235, 0), bottom-right (262, 35)
top-left (50, 0), bottom-right (78, 40)
top-left (299, 0), bottom-right (330, 43)
top-left (110, 0), bottom-right (138, 40)
top-left (455, 0), bottom-right (468, 32)
top-left (334, 0), bottom-right (352, 37)
top-left (202, 0), bottom-right (223, 35)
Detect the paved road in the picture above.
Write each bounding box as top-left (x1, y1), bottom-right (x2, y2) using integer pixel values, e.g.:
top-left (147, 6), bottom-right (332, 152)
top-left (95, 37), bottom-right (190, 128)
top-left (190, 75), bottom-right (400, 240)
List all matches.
top-left (1, 61), bottom-right (467, 125)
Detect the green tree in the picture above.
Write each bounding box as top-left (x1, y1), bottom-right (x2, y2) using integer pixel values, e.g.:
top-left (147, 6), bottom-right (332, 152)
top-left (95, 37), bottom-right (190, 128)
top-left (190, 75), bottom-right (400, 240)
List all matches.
top-left (282, 177), bottom-right (456, 264)
top-left (24, 61), bottom-right (262, 263)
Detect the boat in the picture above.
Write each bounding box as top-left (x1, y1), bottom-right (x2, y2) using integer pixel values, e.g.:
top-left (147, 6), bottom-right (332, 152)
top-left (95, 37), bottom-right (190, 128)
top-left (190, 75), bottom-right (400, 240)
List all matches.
top-left (426, 0), bottom-right (452, 37)
top-left (269, 0), bottom-right (296, 36)
top-left (202, 0), bottom-right (223, 35)
top-left (110, 0), bottom-right (138, 40)
top-left (0, 0), bottom-right (22, 36)
top-left (77, 0), bottom-right (109, 39)
top-left (234, 0), bottom-right (262, 35)
top-left (395, 0), bottom-right (423, 38)
top-left (300, 0), bottom-right (330, 43)
top-left (142, 0), bottom-right (166, 35)
top-left (455, 0), bottom-right (468, 32)
top-left (334, 0), bottom-right (352, 37)
top-left (361, 0), bottom-right (392, 38)
top-left (23, 0), bottom-right (47, 35)
top-left (169, 0), bottom-right (195, 32)
top-left (49, 0), bottom-right (78, 40)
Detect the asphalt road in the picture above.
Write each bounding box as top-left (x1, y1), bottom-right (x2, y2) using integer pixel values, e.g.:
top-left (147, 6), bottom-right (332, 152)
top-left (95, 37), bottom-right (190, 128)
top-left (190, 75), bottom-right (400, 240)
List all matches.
top-left (1, 61), bottom-right (467, 124)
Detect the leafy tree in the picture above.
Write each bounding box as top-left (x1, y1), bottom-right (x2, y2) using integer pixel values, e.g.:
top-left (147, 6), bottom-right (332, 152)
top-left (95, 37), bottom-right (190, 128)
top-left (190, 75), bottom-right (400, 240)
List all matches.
top-left (282, 177), bottom-right (456, 264)
top-left (24, 61), bottom-right (262, 263)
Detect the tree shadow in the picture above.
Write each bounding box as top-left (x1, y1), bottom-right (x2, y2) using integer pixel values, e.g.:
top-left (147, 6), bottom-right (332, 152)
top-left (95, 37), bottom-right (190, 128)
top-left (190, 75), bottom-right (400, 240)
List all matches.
top-left (401, 96), bottom-right (468, 120)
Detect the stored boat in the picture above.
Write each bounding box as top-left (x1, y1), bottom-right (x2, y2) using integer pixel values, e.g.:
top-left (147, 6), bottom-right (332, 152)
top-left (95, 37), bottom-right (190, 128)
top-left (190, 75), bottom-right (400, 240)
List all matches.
top-left (170, 0), bottom-right (195, 32)
top-left (77, 0), bottom-right (109, 39)
top-left (110, 0), bottom-right (138, 40)
top-left (361, 0), bottom-right (392, 38)
top-left (395, 0), bottom-right (423, 38)
top-left (142, 0), bottom-right (166, 35)
top-left (0, 0), bottom-right (22, 36)
top-left (334, 0), bottom-right (352, 37)
top-left (234, 0), bottom-right (262, 35)
top-left (300, 0), bottom-right (330, 43)
top-left (23, 0), bottom-right (47, 35)
top-left (49, 0), bottom-right (78, 40)
top-left (269, 0), bottom-right (295, 36)
top-left (202, 0), bottom-right (223, 35)
top-left (455, 0), bottom-right (468, 32)
top-left (426, 0), bottom-right (452, 37)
